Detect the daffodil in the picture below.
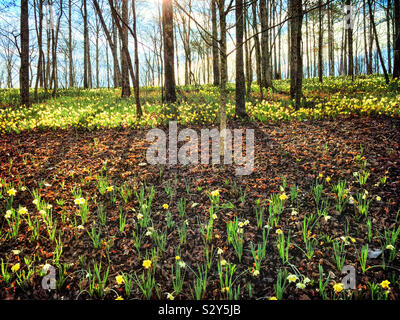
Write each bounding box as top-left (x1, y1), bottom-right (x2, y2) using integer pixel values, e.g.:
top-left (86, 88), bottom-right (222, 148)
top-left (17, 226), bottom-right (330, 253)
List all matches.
top-left (220, 259), bottom-right (227, 266)
top-left (18, 207), bottom-right (28, 215)
top-left (142, 259), bottom-right (152, 269)
top-left (106, 186), bottom-right (114, 192)
top-left (386, 244), bottom-right (394, 250)
top-left (115, 296), bottom-right (124, 300)
top-left (5, 210), bottom-right (12, 219)
top-left (279, 193), bottom-right (287, 201)
top-left (268, 297), bottom-right (278, 300)
top-left (333, 282), bottom-right (343, 293)
top-left (275, 228), bottom-right (283, 235)
top-left (252, 269), bottom-right (260, 277)
top-left (166, 293), bottom-right (174, 300)
top-left (7, 188), bottom-right (16, 196)
top-left (380, 280), bottom-right (390, 290)
top-left (11, 263), bottom-right (20, 272)
top-left (162, 204), bottom-right (169, 210)
top-left (296, 282), bottom-right (306, 289)
top-left (217, 248), bottom-right (224, 255)
top-left (115, 275), bottom-right (124, 285)
top-left (175, 255), bottom-right (181, 261)
top-left (287, 274), bottom-right (299, 283)
top-left (210, 190), bottom-right (220, 197)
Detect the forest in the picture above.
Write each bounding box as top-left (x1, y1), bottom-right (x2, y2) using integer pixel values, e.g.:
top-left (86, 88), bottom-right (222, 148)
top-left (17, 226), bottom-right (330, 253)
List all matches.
top-left (0, 0), bottom-right (399, 302)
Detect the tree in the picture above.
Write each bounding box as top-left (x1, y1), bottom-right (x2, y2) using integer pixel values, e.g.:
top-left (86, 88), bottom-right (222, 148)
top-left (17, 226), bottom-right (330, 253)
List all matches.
top-left (318, 0), bottom-right (323, 82)
top-left (346, 0), bottom-right (354, 80)
top-left (120, 0), bottom-right (131, 97)
top-left (394, 0), bottom-right (400, 78)
top-left (20, 0), bottom-right (30, 106)
top-left (211, 0), bottom-right (220, 86)
top-left (162, 0), bottom-right (177, 104)
top-left (218, 0), bottom-right (228, 156)
top-left (259, 0), bottom-right (273, 92)
top-left (235, 0), bottom-right (246, 118)
top-left (289, 0), bottom-right (303, 108)
top-left (367, 0), bottom-right (389, 83)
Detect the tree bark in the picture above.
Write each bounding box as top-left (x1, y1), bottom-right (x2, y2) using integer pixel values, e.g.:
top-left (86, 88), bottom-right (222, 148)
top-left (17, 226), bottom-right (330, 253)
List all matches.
top-left (289, 0), bottom-right (303, 108)
top-left (235, 0), bottom-right (246, 118)
top-left (162, 0), bottom-right (177, 104)
top-left (394, 0), bottom-right (400, 78)
top-left (20, 0), bottom-right (30, 106)
top-left (120, 0), bottom-right (131, 97)
top-left (211, 0), bottom-right (220, 86)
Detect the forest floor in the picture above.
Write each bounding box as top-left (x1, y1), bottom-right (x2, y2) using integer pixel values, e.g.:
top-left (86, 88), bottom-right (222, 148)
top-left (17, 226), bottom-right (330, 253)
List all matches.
top-left (1, 113), bottom-right (400, 300)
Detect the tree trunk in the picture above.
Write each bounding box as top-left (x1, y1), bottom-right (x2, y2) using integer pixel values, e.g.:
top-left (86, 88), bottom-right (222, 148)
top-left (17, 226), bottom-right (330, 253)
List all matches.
top-left (235, 0), bottom-right (246, 118)
top-left (259, 0), bottom-right (273, 91)
top-left (394, 0), bottom-right (400, 78)
top-left (218, 0), bottom-right (227, 156)
top-left (251, 0), bottom-right (262, 98)
top-left (83, 0), bottom-right (89, 88)
top-left (211, 0), bottom-right (220, 86)
top-left (69, 0), bottom-right (74, 87)
top-left (121, 0), bottom-right (131, 97)
top-left (162, 0), bottom-right (177, 104)
top-left (289, 0), bottom-right (303, 108)
top-left (328, 0), bottom-right (334, 76)
top-left (132, 0), bottom-right (142, 117)
top-left (367, 0), bottom-right (389, 83)
top-left (346, 0), bottom-right (354, 80)
top-left (20, 0), bottom-right (30, 106)
top-left (318, 0), bottom-right (323, 82)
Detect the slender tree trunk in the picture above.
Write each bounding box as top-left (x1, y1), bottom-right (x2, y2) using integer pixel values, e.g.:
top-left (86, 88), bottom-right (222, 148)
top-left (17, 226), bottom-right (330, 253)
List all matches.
top-left (218, 0), bottom-right (227, 156)
top-left (162, 0), bottom-right (177, 104)
top-left (346, 1), bottom-right (354, 80)
top-left (388, 0), bottom-right (392, 73)
top-left (69, 0), bottom-right (74, 87)
top-left (235, 0), bottom-right (246, 118)
top-left (92, 0), bottom-right (122, 88)
top-left (211, 0), bottom-right (220, 85)
top-left (34, 0), bottom-right (43, 101)
top-left (132, 0), bottom-right (142, 117)
top-left (367, 0), bottom-right (389, 83)
top-left (121, 0), bottom-right (131, 97)
top-left (328, 0), bottom-right (334, 76)
top-left (393, 0), bottom-right (400, 78)
top-left (83, 0), bottom-right (89, 88)
top-left (318, 0), bottom-right (323, 82)
top-left (20, 0), bottom-right (30, 106)
top-left (251, 0), bottom-right (262, 98)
